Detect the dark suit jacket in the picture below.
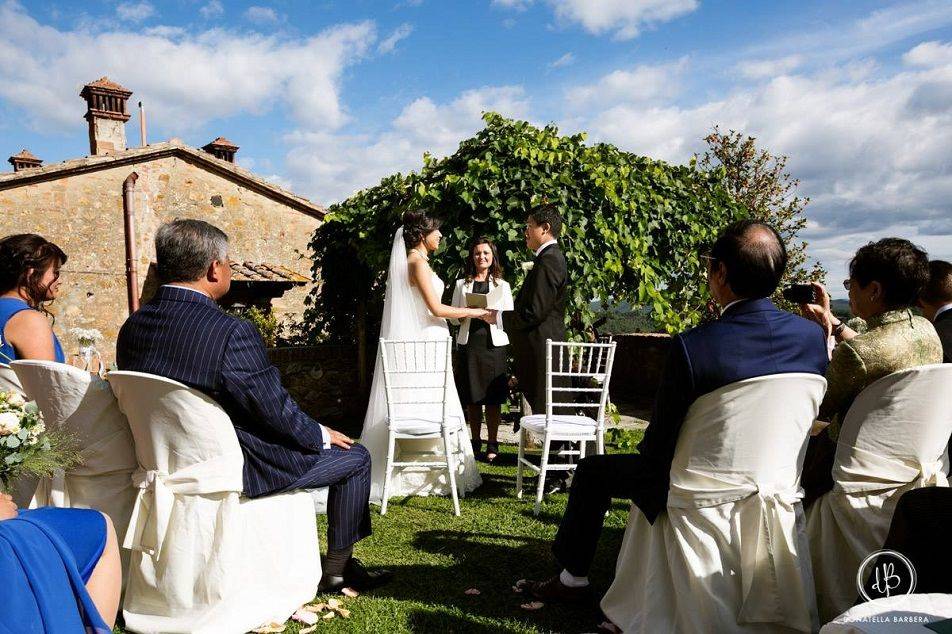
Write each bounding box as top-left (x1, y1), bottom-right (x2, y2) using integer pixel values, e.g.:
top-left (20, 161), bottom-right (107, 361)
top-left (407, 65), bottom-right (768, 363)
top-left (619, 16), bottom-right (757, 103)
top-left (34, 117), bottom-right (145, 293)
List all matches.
top-left (116, 285), bottom-right (326, 497)
top-left (936, 308), bottom-right (952, 363)
top-left (502, 243), bottom-right (568, 412)
top-left (633, 298), bottom-right (830, 522)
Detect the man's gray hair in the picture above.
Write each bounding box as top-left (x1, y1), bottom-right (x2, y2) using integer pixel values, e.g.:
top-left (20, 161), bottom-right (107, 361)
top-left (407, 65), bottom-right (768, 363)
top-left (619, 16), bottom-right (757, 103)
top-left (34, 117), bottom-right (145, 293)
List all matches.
top-left (155, 219), bottom-right (229, 284)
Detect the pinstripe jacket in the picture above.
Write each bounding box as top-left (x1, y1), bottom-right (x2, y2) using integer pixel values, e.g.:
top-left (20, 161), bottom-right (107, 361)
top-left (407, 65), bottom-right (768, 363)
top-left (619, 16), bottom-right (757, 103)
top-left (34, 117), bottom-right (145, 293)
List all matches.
top-left (116, 285), bottom-right (326, 497)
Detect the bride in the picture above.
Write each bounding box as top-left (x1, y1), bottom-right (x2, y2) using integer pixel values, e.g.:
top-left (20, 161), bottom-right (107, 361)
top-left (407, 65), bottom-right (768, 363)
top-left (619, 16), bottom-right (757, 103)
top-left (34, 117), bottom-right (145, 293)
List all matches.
top-left (360, 210), bottom-right (488, 505)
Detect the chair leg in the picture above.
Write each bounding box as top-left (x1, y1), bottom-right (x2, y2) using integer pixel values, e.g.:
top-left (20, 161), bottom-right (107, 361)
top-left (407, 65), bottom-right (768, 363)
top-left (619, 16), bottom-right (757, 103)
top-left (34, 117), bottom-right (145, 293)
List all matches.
top-left (596, 429), bottom-right (605, 455)
top-left (516, 427), bottom-right (525, 499)
top-left (535, 435), bottom-right (551, 516)
top-left (381, 430), bottom-right (396, 515)
top-left (579, 437), bottom-right (587, 462)
top-left (444, 428), bottom-right (461, 516)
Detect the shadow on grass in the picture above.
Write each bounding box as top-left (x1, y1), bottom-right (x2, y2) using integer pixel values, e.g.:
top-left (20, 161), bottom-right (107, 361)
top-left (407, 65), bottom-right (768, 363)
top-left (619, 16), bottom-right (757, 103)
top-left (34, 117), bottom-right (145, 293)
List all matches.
top-left (358, 527), bottom-right (624, 633)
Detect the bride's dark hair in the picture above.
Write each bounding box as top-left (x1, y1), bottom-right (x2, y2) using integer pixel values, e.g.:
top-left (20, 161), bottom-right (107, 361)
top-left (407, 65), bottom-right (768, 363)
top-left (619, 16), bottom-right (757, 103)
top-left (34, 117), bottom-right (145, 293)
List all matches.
top-left (402, 210), bottom-right (442, 250)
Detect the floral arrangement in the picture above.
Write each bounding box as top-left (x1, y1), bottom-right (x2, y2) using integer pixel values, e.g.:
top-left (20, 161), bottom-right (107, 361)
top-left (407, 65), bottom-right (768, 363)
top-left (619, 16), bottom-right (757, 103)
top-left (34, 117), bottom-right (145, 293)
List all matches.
top-left (0, 390), bottom-right (78, 489)
top-left (69, 328), bottom-right (103, 348)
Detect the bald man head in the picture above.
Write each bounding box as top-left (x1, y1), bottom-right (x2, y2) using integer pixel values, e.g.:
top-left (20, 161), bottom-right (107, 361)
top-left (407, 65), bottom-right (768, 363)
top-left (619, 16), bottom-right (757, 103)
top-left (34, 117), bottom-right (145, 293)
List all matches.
top-left (709, 219), bottom-right (788, 300)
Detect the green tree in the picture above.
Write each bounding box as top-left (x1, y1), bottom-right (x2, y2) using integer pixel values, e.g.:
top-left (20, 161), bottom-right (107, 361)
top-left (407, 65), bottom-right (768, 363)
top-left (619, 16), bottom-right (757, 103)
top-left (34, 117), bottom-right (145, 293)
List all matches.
top-left (699, 127), bottom-right (827, 308)
top-left (303, 113), bottom-right (748, 353)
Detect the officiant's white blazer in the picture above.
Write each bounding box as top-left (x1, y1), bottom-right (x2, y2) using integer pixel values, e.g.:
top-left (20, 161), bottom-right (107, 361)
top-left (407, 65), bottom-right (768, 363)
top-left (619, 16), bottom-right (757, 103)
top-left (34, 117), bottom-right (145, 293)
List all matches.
top-left (451, 277), bottom-right (513, 347)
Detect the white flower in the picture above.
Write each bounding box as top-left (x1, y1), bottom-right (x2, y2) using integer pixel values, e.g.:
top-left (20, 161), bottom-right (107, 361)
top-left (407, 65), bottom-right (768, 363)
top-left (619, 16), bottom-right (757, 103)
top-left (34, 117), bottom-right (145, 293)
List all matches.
top-left (0, 411), bottom-right (21, 436)
top-left (521, 261), bottom-right (535, 272)
top-left (5, 391), bottom-right (25, 407)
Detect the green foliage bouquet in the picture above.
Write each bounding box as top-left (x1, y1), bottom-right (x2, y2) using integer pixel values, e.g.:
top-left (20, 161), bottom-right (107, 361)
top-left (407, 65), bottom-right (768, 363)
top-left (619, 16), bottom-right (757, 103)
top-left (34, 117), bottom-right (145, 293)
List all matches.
top-left (0, 391), bottom-right (78, 490)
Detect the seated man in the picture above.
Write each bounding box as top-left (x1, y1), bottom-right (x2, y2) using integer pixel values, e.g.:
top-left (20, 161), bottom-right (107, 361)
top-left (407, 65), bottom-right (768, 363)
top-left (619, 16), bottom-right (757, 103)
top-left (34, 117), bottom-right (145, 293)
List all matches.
top-left (117, 219), bottom-right (390, 594)
top-left (526, 219), bottom-right (830, 602)
top-left (919, 260), bottom-right (952, 363)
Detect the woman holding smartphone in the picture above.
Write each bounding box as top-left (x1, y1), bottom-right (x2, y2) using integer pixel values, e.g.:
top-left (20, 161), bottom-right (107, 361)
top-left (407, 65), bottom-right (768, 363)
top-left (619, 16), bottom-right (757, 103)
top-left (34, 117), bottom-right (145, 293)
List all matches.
top-left (451, 237), bottom-right (514, 463)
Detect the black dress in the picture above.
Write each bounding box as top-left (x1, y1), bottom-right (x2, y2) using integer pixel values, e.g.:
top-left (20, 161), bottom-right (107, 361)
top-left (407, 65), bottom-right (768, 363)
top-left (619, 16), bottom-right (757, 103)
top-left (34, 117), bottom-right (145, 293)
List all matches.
top-left (457, 280), bottom-right (509, 406)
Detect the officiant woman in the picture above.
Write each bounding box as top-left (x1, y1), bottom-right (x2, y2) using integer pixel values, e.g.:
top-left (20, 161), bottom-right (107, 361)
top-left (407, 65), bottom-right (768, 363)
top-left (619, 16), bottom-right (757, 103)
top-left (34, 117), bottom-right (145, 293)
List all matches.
top-left (451, 237), bottom-right (513, 462)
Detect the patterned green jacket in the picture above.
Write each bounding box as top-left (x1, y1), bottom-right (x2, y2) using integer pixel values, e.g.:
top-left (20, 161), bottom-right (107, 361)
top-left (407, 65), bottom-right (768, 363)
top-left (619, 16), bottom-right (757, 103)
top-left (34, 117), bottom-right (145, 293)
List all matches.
top-left (820, 309), bottom-right (942, 440)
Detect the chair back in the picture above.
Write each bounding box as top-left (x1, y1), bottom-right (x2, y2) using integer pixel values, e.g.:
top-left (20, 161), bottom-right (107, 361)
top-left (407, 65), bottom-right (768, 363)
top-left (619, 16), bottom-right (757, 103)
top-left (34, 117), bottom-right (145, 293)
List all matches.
top-left (107, 370), bottom-right (244, 558)
top-left (833, 364), bottom-right (952, 490)
top-left (670, 373), bottom-right (828, 498)
top-left (544, 339), bottom-right (617, 426)
top-left (12, 360), bottom-right (136, 498)
top-left (379, 337), bottom-right (453, 425)
top-left (0, 363), bottom-right (23, 394)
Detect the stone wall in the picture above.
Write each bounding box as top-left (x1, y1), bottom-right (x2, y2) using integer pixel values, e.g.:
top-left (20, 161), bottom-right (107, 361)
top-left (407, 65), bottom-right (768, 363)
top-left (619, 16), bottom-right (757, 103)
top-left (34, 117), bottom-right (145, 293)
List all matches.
top-left (0, 155), bottom-right (320, 362)
top-left (609, 333), bottom-right (672, 410)
top-left (269, 345), bottom-right (364, 434)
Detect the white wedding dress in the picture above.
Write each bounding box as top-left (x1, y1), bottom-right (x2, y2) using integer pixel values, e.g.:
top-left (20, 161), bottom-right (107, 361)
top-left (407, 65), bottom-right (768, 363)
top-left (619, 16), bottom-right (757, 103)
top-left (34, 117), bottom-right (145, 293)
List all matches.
top-left (360, 227), bottom-right (482, 504)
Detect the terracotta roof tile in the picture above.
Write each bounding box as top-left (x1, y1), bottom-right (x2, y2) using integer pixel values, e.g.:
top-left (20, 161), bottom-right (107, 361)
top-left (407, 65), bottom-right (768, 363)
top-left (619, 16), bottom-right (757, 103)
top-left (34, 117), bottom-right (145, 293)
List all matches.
top-left (82, 77), bottom-right (132, 95)
top-left (205, 137), bottom-right (239, 149)
top-left (9, 149), bottom-right (40, 161)
top-left (230, 261), bottom-right (310, 284)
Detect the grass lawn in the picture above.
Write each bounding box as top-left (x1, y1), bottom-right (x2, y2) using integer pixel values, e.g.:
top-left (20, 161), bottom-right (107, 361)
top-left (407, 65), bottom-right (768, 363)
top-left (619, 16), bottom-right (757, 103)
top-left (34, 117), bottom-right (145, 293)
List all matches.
top-left (117, 431), bottom-right (644, 633)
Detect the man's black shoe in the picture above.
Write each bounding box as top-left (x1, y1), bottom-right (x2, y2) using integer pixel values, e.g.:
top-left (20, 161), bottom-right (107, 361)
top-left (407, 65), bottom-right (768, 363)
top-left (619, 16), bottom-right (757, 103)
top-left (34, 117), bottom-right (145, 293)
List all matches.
top-left (544, 475), bottom-right (568, 496)
top-left (318, 557), bottom-right (393, 594)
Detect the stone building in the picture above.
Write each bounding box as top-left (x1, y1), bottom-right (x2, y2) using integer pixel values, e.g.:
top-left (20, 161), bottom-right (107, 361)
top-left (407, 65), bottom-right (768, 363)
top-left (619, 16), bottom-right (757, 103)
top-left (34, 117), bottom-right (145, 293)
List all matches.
top-left (0, 77), bottom-right (325, 362)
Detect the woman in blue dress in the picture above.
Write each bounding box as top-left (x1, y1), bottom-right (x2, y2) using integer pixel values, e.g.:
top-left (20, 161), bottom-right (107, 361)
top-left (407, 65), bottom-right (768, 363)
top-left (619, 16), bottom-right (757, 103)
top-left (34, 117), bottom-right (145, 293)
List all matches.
top-left (1, 493), bottom-right (120, 632)
top-left (0, 234), bottom-right (68, 363)
top-left (0, 234), bottom-right (122, 631)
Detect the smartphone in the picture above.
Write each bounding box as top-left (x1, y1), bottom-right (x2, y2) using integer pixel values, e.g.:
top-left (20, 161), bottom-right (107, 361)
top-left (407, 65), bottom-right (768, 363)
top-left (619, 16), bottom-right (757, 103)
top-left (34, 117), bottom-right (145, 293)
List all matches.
top-left (782, 283), bottom-right (816, 304)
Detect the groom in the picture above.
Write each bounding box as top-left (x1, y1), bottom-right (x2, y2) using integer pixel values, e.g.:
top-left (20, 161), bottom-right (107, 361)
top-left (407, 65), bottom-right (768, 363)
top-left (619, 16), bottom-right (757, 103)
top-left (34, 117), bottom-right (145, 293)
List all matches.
top-left (117, 219), bottom-right (391, 594)
top-left (486, 204), bottom-right (569, 417)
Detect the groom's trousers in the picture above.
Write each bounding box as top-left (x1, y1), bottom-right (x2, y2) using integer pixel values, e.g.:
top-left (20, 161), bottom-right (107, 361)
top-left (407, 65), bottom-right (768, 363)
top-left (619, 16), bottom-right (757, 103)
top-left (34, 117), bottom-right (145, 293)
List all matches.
top-left (552, 453), bottom-right (662, 577)
top-left (278, 444), bottom-right (373, 551)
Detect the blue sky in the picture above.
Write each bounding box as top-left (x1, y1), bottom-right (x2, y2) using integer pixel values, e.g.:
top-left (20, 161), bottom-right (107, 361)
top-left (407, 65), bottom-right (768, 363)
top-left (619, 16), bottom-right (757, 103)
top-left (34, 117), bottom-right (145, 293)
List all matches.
top-left (1, 0), bottom-right (951, 296)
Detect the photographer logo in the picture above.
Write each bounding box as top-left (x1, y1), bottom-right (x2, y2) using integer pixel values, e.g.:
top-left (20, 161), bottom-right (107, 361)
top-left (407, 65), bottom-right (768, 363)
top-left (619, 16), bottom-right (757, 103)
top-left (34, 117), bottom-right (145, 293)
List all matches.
top-left (857, 550), bottom-right (917, 601)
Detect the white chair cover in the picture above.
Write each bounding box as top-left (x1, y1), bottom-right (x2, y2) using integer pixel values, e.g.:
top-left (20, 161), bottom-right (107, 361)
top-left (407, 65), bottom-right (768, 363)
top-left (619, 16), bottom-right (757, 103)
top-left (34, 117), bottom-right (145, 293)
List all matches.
top-left (820, 593), bottom-right (952, 633)
top-left (0, 363), bottom-right (23, 394)
top-left (601, 373), bottom-right (828, 633)
top-left (807, 364), bottom-right (952, 624)
top-left (108, 371), bottom-right (320, 634)
top-left (12, 361), bottom-right (137, 521)
top-left (12, 360), bottom-right (138, 585)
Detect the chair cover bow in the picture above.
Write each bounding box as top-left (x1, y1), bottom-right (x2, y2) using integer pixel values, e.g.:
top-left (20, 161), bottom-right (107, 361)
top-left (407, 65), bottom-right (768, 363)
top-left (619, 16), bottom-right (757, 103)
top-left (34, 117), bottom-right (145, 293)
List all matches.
top-left (668, 473), bottom-right (810, 631)
top-left (835, 446), bottom-right (949, 495)
top-left (123, 457), bottom-right (243, 560)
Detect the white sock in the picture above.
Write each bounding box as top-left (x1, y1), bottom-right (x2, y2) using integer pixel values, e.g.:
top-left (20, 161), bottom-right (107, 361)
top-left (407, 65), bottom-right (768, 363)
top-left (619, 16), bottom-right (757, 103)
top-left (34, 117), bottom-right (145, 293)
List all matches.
top-left (559, 569), bottom-right (589, 588)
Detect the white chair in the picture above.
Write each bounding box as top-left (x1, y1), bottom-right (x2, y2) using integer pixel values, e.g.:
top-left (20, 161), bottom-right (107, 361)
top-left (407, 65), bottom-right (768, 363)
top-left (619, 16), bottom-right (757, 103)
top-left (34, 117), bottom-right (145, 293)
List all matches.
top-left (820, 594), bottom-right (952, 633)
top-left (379, 337), bottom-right (463, 516)
top-left (11, 360), bottom-right (138, 578)
top-left (807, 364), bottom-right (952, 624)
top-left (107, 371), bottom-right (320, 634)
top-left (516, 339), bottom-right (617, 515)
top-left (601, 373), bottom-right (828, 633)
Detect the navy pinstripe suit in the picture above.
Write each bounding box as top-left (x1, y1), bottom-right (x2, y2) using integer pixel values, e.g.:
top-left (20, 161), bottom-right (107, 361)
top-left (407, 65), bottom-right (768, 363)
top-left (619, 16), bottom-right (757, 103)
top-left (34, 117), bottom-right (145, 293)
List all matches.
top-left (117, 285), bottom-right (371, 550)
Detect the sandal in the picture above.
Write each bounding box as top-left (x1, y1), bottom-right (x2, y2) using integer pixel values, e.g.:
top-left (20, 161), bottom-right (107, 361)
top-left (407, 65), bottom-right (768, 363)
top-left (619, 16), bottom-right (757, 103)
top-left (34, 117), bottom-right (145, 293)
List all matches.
top-left (485, 441), bottom-right (499, 463)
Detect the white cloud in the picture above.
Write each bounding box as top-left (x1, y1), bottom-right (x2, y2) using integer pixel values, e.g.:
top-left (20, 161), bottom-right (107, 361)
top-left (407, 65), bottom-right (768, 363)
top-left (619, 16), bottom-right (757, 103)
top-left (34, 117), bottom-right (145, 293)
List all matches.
top-left (567, 44), bottom-right (952, 285)
top-left (0, 2), bottom-right (375, 134)
top-left (737, 55), bottom-right (802, 80)
top-left (378, 23), bottom-right (412, 54)
top-left (199, 1), bottom-right (224, 20)
top-left (566, 58), bottom-right (687, 108)
top-left (904, 40), bottom-right (952, 67)
top-left (550, 52), bottom-right (574, 68)
top-left (549, 0), bottom-right (698, 40)
top-left (492, 0), bottom-right (532, 11)
top-left (285, 86), bottom-right (532, 203)
top-left (116, 1), bottom-right (155, 23)
top-left (244, 6), bottom-right (279, 24)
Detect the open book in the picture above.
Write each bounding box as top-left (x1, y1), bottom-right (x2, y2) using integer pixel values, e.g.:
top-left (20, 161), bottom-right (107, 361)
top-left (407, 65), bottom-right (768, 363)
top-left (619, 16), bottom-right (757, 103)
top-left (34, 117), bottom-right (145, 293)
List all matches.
top-left (465, 283), bottom-right (506, 309)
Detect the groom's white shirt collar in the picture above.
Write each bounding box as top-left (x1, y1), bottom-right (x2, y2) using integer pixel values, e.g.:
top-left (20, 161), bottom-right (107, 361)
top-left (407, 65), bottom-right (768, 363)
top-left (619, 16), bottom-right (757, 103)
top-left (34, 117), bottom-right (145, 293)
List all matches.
top-left (722, 299), bottom-right (744, 315)
top-left (935, 303), bottom-right (952, 321)
top-left (163, 284), bottom-right (211, 298)
top-left (534, 239), bottom-right (558, 257)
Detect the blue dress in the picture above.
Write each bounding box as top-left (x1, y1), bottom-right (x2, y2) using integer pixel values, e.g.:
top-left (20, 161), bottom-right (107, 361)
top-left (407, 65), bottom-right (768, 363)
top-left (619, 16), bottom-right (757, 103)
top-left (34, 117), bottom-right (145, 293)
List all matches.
top-left (0, 507), bottom-right (110, 632)
top-left (0, 298), bottom-right (65, 363)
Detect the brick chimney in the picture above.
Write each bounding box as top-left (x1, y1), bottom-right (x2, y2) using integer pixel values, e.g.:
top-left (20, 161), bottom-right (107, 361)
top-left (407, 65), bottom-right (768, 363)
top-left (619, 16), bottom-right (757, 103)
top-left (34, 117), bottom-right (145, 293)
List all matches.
top-left (8, 149), bottom-right (42, 172)
top-left (202, 137), bottom-right (239, 163)
top-left (80, 77), bottom-right (132, 156)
